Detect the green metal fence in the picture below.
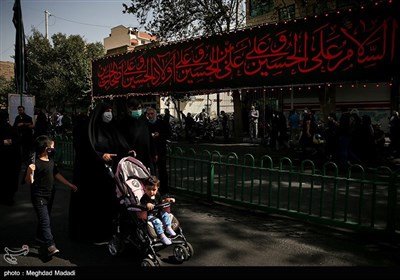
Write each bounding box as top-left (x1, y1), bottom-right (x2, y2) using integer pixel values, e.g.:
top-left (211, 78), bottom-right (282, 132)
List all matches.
top-left (56, 140), bottom-right (399, 234)
top-left (168, 146), bottom-right (400, 235)
top-left (54, 136), bottom-right (75, 168)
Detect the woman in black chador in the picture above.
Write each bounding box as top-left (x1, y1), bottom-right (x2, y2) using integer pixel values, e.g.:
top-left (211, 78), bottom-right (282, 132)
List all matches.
top-left (69, 103), bottom-right (130, 242)
top-left (89, 102), bottom-right (132, 241)
top-left (0, 111), bottom-right (21, 205)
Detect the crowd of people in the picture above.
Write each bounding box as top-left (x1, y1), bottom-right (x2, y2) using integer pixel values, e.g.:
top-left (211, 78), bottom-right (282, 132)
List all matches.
top-left (263, 107), bottom-right (400, 170)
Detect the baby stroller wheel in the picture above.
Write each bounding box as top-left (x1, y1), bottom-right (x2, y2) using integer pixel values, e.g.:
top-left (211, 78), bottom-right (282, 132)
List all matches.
top-left (108, 235), bottom-right (125, 256)
top-left (186, 242), bottom-right (194, 259)
top-left (141, 258), bottom-right (157, 267)
top-left (173, 245), bottom-right (189, 262)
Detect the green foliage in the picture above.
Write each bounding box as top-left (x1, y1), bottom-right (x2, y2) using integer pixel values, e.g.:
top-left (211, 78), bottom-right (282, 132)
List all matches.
top-left (122, 0), bottom-right (246, 41)
top-left (26, 28), bottom-right (105, 112)
top-left (0, 76), bottom-right (14, 108)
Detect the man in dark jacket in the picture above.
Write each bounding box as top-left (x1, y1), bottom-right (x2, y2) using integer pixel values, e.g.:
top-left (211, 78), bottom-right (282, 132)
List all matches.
top-left (13, 105), bottom-right (33, 162)
top-left (120, 97), bottom-right (156, 174)
top-left (146, 107), bottom-right (171, 195)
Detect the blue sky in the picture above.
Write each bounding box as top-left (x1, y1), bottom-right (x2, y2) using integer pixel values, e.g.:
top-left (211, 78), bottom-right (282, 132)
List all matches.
top-left (1, 0), bottom-right (141, 62)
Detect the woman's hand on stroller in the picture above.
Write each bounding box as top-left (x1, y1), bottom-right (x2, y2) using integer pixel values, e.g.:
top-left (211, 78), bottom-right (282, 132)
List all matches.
top-left (102, 153), bottom-right (117, 162)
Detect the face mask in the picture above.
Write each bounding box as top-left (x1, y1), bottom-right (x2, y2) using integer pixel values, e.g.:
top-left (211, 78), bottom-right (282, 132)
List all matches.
top-left (148, 118), bottom-right (156, 124)
top-left (47, 148), bottom-right (56, 157)
top-left (131, 109), bottom-right (142, 119)
top-left (102, 111), bottom-right (113, 123)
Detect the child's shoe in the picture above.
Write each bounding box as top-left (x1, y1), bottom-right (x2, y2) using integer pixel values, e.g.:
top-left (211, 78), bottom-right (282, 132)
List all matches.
top-left (165, 226), bottom-right (176, 237)
top-left (47, 245), bottom-right (60, 257)
top-left (159, 233), bottom-right (172, 245)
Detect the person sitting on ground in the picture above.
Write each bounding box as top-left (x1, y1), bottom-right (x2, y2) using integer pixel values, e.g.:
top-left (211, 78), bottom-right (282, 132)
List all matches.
top-left (140, 175), bottom-right (176, 245)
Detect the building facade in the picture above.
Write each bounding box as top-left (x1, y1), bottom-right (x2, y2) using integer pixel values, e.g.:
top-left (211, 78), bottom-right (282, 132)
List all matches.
top-left (103, 25), bottom-right (157, 56)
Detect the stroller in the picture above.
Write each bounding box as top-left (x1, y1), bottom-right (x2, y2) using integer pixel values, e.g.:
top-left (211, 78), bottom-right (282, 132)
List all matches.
top-left (108, 156), bottom-right (194, 266)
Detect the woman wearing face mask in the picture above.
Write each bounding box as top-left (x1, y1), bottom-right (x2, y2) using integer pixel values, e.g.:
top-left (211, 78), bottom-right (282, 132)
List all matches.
top-left (120, 97), bottom-right (157, 175)
top-left (74, 102), bottom-right (132, 242)
top-left (89, 102), bottom-right (131, 170)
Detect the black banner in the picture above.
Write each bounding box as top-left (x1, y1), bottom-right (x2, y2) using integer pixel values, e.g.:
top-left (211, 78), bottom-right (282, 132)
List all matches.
top-left (92, 1), bottom-right (399, 97)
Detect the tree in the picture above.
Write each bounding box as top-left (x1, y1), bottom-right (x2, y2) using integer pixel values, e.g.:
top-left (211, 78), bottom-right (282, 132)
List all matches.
top-left (122, 0), bottom-right (246, 41)
top-left (26, 28), bottom-right (105, 112)
top-left (0, 76), bottom-right (15, 109)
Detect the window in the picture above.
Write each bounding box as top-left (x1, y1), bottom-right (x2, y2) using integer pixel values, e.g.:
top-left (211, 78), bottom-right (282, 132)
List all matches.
top-left (278, 4), bottom-right (295, 21)
top-left (250, 0), bottom-right (274, 18)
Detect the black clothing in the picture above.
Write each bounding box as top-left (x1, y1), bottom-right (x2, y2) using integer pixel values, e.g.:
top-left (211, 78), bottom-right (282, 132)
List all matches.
top-left (180, 112), bottom-right (195, 142)
top-left (140, 192), bottom-right (163, 215)
top-left (0, 113), bottom-right (21, 205)
top-left (13, 112), bottom-right (33, 162)
top-left (33, 111), bottom-right (48, 140)
top-left (163, 112), bottom-right (172, 139)
top-left (69, 114), bottom-right (99, 241)
top-left (338, 112), bottom-right (351, 137)
top-left (74, 102), bottom-right (132, 242)
top-left (148, 119), bottom-right (170, 194)
top-left (148, 119), bottom-right (170, 158)
top-left (221, 114), bottom-right (229, 141)
top-left (88, 104), bottom-right (131, 156)
top-left (120, 114), bottom-right (156, 173)
top-left (140, 192), bottom-right (162, 205)
top-left (29, 157), bottom-right (58, 248)
top-left (389, 114), bottom-right (400, 156)
top-left (31, 158), bottom-right (59, 199)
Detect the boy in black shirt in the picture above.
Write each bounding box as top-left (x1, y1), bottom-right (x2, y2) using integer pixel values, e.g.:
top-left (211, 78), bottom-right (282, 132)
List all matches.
top-left (25, 135), bottom-right (77, 257)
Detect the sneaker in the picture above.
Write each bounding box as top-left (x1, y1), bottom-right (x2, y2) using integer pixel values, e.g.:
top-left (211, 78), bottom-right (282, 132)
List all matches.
top-left (47, 245), bottom-right (60, 256)
top-left (165, 226), bottom-right (176, 237)
top-left (159, 234), bottom-right (172, 246)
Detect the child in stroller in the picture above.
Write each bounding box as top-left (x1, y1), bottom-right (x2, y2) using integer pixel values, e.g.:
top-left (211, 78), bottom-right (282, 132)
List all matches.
top-left (141, 176), bottom-right (176, 245)
top-left (109, 156), bottom-right (194, 266)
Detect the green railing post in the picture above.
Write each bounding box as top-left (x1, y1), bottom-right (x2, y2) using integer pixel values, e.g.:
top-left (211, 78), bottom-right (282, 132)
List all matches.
top-left (243, 154), bottom-right (255, 203)
top-left (187, 149), bottom-right (197, 192)
top-left (211, 151), bottom-right (222, 197)
top-left (323, 162), bottom-right (339, 220)
top-left (207, 161), bottom-right (215, 203)
top-left (300, 160), bottom-right (315, 215)
top-left (349, 164), bottom-right (365, 225)
top-left (279, 157), bottom-right (293, 210)
top-left (386, 170), bottom-right (399, 234)
top-left (260, 155), bottom-right (273, 206)
top-left (226, 153), bottom-right (239, 199)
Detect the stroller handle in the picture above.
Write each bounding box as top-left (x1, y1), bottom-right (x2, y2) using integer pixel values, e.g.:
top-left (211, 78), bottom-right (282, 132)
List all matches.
top-left (155, 202), bottom-right (171, 209)
top-left (135, 202), bottom-right (171, 211)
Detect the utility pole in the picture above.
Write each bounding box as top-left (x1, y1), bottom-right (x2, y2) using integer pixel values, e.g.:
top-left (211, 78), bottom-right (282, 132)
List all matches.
top-left (44, 10), bottom-right (50, 39)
